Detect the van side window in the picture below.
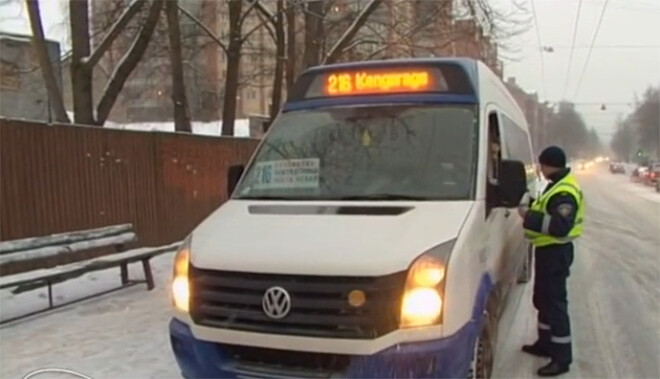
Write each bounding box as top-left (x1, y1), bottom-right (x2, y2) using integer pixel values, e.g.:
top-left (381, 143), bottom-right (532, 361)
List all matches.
top-left (500, 115), bottom-right (533, 168)
top-left (486, 112), bottom-right (501, 216)
top-left (487, 112), bottom-right (502, 185)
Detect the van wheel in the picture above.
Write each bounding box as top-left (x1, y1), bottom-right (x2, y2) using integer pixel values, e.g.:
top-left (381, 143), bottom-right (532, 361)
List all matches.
top-left (517, 243), bottom-right (533, 284)
top-left (468, 311), bottom-right (494, 379)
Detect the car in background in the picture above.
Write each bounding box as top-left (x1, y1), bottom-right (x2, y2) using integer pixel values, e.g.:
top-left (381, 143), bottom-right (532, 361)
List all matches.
top-left (644, 162), bottom-right (660, 187)
top-left (631, 165), bottom-right (650, 183)
top-left (574, 160), bottom-right (587, 170)
top-left (609, 162), bottom-right (625, 174)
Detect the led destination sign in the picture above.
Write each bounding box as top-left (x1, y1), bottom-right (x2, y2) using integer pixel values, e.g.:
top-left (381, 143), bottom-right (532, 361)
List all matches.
top-left (289, 63), bottom-right (475, 101)
top-left (325, 71), bottom-right (432, 96)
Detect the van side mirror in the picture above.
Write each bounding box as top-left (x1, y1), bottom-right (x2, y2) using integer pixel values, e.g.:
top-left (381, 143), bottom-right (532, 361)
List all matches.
top-left (227, 165), bottom-right (245, 197)
top-left (496, 160), bottom-right (527, 208)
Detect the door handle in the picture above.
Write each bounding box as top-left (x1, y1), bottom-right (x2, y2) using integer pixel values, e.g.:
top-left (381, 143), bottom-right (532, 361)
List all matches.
top-left (504, 209), bottom-right (511, 218)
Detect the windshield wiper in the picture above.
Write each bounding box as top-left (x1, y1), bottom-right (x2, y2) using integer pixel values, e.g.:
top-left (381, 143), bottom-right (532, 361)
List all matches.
top-left (234, 195), bottom-right (323, 200)
top-left (234, 196), bottom-right (293, 200)
top-left (336, 194), bottom-right (432, 201)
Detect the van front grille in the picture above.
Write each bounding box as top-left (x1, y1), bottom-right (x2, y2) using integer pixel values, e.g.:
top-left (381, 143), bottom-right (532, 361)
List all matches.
top-left (189, 266), bottom-right (406, 339)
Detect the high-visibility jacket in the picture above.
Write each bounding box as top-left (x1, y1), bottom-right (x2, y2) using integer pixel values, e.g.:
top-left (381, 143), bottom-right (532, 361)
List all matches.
top-left (524, 174), bottom-right (585, 247)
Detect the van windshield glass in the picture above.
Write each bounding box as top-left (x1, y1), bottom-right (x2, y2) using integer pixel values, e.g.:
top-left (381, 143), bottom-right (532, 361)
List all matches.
top-left (234, 105), bottom-right (478, 201)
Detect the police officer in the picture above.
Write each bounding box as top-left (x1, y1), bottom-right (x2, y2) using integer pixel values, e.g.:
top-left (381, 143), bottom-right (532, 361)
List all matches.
top-left (517, 146), bottom-right (585, 377)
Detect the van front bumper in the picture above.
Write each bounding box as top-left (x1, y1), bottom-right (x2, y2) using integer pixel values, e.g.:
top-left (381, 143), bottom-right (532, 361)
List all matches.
top-left (169, 318), bottom-right (478, 378)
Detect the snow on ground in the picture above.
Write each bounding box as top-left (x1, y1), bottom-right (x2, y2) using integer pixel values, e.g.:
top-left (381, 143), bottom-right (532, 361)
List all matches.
top-left (1, 165), bottom-right (658, 379)
top-left (0, 252), bottom-right (181, 379)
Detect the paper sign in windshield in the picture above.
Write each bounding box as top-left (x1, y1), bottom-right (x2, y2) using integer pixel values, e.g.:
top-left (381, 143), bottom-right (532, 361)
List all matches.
top-left (253, 158), bottom-right (320, 189)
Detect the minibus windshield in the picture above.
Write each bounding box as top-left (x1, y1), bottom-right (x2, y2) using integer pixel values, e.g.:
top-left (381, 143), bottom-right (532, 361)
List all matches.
top-left (234, 104), bottom-right (478, 201)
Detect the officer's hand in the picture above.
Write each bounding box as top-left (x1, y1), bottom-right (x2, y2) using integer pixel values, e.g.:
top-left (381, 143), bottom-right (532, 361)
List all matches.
top-left (518, 205), bottom-right (529, 218)
top-left (520, 192), bottom-right (535, 207)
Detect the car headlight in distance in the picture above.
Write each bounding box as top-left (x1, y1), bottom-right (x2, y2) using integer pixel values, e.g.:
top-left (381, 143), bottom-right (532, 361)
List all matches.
top-left (172, 236), bottom-right (191, 312)
top-left (400, 239), bottom-right (455, 328)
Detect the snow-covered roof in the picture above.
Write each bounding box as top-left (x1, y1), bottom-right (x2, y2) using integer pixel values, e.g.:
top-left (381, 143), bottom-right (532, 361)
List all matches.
top-left (106, 119), bottom-right (252, 138)
top-left (64, 112), bottom-right (252, 137)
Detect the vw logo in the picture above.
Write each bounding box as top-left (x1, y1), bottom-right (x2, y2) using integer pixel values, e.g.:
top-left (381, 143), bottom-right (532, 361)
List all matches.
top-left (262, 286), bottom-right (291, 319)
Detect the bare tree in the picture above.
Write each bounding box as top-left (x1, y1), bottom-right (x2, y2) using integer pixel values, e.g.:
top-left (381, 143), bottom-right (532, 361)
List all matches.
top-left (302, 0), bottom-right (326, 69)
top-left (322, 0), bottom-right (382, 64)
top-left (270, 0), bottom-right (285, 122)
top-left (25, 0), bottom-right (163, 126)
top-left (285, 0), bottom-right (298, 92)
top-left (94, 0), bottom-right (163, 125)
top-left (165, 0), bottom-right (191, 132)
top-left (24, 0), bottom-right (70, 123)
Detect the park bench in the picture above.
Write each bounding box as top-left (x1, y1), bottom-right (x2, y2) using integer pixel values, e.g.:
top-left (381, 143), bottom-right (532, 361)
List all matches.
top-left (0, 224), bottom-right (180, 325)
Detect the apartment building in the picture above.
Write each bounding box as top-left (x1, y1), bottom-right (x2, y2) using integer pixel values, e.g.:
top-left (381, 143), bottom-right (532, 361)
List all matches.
top-left (87, 0), bottom-right (503, 124)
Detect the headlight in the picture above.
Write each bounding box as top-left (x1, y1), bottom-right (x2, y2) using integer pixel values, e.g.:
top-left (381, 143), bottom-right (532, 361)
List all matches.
top-left (400, 239), bottom-right (455, 328)
top-left (172, 236), bottom-right (191, 312)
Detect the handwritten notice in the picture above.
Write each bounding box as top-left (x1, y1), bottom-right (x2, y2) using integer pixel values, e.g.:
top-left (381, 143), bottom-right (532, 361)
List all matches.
top-left (253, 158), bottom-right (320, 190)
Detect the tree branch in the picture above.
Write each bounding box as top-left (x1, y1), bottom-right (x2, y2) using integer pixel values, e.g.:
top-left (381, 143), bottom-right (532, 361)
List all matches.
top-left (341, 38), bottom-right (380, 54)
top-left (177, 3), bottom-right (227, 54)
top-left (25, 0), bottom-right (70, 123)
top-left (254, 1), bottom-right (276, 41)
top-left (241, 13), bottom-right (272, 43)
top-left (96, 0), bottom-right (163, 124)
top-left (85, 0), bottom-right (146, 69)
top-left (239, 0), bottom-right (258, 26)
top-left (322, 0), bottom-right (383, 64)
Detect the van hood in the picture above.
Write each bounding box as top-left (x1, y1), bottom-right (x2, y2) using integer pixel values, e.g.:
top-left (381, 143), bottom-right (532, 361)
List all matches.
top-left (190, 200), bottom-right (474, 276)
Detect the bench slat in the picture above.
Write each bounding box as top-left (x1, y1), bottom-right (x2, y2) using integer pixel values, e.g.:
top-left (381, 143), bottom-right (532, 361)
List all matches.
top-left (0, 241), bottom-right (181, 291)
top-left (0, 232), bottom-right (137, 266)
top-left (0, 224), bottom-right (134, 255)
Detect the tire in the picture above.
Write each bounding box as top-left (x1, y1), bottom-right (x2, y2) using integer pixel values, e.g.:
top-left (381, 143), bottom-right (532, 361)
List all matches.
top-left (517, 243), bottom-right (533, 284)
top-left (468, 311), bottom-right (495, 379)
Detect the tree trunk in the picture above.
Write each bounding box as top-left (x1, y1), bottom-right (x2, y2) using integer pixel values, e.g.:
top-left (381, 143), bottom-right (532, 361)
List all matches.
top-left (69, 0), bottom-right (94, 125)
top-left (303, 0), bottom-right (324, 69)
top-left (95, 0), bottom-right (163, 125)
top-left (285, 0), bottom-right (297, 92)
top-left (268, 0), bottom-right (285, 126)
top-left (25, 0), bottom-right (70, 123)
top-left (166, 0), bottom-right (192, 133)
top-left (221, 0), bottom-right (243, 136)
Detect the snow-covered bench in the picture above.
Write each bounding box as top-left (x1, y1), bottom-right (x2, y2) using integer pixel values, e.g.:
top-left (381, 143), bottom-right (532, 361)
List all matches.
top-left (0, 224), bottom-right (179, 325)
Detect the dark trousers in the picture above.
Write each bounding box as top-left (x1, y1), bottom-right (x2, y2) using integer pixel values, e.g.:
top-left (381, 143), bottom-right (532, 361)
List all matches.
top-left (533, 242), bottom-right (574, 365)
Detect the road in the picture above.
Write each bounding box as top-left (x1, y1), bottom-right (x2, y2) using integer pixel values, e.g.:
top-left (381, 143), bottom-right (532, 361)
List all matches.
top-left (493, 166), bottom-right (660, 378)
top-left (1, 166), bottom-right (659, 379)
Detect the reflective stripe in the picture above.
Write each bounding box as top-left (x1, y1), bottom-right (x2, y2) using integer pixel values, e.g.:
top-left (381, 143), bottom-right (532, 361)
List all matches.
top-left (538, 323), bottom-right (551, 330)
top-left (541, 215), bottom-right (551, 235)
top-left (553, 182), bottom-right (581, 195)
top-left (551, 335), bottom-right (572, 344)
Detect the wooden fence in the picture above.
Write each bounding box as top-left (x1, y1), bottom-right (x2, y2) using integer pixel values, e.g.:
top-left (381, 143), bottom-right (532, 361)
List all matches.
top-left (0, 118), bottom-right (260, 248)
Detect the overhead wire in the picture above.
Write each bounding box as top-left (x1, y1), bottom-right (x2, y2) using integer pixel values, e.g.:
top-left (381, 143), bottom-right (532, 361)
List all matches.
top-left (562, 0), bottom-right (584, 100)
top-left (530, 0), bottom-right (546, 99)
top-left (572, 0), bottom-right (610, 100)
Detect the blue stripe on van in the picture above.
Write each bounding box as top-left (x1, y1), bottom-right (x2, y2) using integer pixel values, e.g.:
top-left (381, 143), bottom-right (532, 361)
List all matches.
top-left (282, 93), bottom-right (479, 112)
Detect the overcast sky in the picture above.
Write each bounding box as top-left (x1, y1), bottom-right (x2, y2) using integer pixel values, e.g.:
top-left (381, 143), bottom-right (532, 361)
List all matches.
top-left (1, 0), bottom-right (659, 143)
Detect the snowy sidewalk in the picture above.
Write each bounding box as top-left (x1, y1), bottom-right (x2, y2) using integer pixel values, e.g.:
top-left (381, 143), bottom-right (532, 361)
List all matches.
top-left (0, 252), bottom-right (180, 379)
